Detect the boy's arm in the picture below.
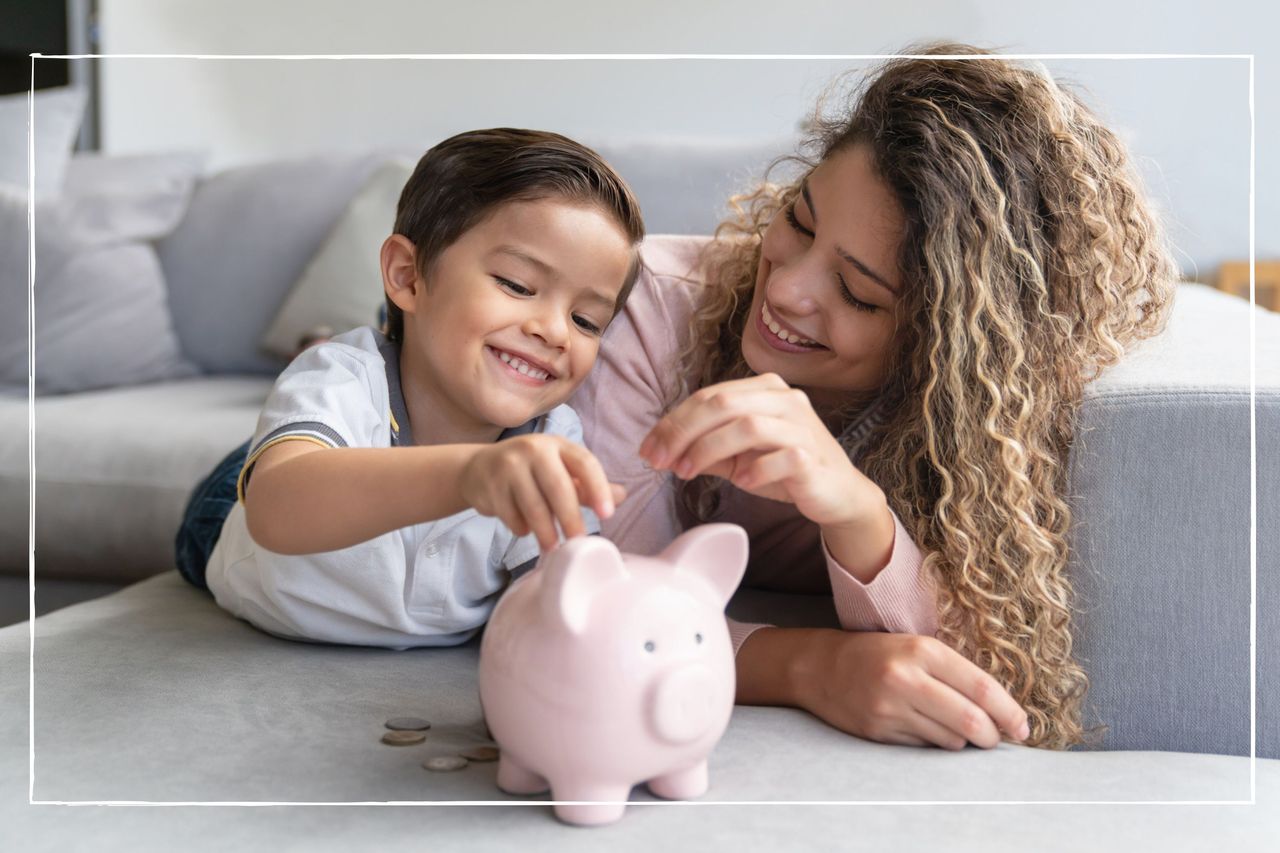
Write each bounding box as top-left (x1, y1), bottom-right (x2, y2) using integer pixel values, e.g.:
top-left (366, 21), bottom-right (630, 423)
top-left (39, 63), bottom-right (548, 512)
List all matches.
top-left (244, 440), bottom-right (486, 555)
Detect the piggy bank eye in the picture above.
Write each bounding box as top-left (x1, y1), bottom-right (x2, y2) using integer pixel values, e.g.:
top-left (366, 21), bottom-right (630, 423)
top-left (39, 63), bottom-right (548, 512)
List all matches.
top-left (644, 641), bottom-right (656, 653)
top-left (695, 633), bottom-right (703, 644)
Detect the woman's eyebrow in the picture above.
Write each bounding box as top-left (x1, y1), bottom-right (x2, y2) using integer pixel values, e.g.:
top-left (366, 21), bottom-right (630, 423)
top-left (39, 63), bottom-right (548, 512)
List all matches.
top-left (835, 246), bottom-right (899, 297)
top-left (801, 182), bottom-right (899, 297)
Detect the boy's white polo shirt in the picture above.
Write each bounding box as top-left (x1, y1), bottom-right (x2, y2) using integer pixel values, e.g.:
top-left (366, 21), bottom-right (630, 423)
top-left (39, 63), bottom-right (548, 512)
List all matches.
top-left (205, 325), bottom-right (596, 649)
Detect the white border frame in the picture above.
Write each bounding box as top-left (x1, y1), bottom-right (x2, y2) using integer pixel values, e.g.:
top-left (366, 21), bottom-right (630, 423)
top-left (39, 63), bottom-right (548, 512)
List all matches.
top-left (22, 49), bottom-right (1259, 809)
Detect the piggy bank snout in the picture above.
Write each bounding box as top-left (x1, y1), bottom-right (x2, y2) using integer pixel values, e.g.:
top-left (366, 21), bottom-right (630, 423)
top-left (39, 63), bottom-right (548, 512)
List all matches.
top-left (649, 664), bottom-right (725, 745)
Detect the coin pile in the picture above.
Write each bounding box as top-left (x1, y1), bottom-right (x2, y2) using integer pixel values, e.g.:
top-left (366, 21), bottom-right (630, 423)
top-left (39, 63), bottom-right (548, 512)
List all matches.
top-left (379, 715), bottom-right (501, 773)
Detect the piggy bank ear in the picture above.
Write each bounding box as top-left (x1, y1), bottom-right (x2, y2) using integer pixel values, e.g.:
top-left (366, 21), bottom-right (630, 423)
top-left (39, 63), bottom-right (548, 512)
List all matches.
top-left (658, 523), bottom-right (748, 606)
top-left (539, 536), bottom-right (629, 635)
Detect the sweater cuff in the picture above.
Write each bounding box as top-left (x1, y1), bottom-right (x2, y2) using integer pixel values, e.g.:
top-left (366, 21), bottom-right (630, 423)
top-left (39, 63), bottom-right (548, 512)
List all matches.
top-left (821, 510), bottom-right (938, 636)
top-left (728, 617), bottom-right (771, 657)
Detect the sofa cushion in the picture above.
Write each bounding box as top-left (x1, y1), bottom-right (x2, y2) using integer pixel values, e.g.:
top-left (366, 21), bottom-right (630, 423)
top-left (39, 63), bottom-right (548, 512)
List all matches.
top-left (0, 376), bottom-right (272, 581)
top-left (159, 152), bottom-right (394, 375)
top-left (0, 152), bottom-right (204, 393)
top-left (259, 159), bottom-right (413, 359)
top-left (0, 85), bottom-right (86, 196)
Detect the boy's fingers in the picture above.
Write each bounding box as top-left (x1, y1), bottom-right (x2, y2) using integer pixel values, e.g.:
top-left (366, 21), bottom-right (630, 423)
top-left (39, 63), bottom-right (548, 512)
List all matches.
top-left (533, 458), bottom-right (586, 541)
top-left (489, 485), bottom-right (529, 537)
top-left (509, 471), bottom-right (558, 552)
top-left (609, 483), bottom-right (627, 505)
top-left (560, 447), bottom-right (616, 518)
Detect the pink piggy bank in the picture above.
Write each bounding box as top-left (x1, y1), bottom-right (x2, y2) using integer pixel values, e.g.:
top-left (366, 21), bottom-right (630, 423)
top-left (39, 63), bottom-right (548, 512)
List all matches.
top-left (477, 523), bottom-right (748, 826)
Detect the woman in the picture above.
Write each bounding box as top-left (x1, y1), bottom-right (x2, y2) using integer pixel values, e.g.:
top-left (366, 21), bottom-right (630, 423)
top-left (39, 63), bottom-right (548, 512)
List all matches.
top-left (570, 43), bottom-right (1176, 750)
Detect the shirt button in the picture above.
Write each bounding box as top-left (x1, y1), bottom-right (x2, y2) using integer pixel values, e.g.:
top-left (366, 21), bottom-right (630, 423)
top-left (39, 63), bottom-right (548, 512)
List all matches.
top-left (424, 542), bottom-right (440, 558)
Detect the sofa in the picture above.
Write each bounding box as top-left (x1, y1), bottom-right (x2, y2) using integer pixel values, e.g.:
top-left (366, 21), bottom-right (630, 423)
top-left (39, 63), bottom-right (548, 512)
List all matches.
top-left (1, 141), bottom-right (1277, 850)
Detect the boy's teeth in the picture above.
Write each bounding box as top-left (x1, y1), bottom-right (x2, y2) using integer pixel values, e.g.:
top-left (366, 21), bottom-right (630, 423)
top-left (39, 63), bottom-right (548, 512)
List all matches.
top-left (496, 349), bottom-right (549, 380)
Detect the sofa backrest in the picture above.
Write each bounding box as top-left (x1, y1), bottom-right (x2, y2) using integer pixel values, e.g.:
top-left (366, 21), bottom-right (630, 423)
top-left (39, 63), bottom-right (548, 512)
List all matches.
top-left (158, 137), bottom-right (797, 376)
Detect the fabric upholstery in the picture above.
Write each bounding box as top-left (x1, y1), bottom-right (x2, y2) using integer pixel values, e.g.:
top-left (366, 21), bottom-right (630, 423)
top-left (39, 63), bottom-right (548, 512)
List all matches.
top-left (0, 152), bottom-right (204, 393)
top-left (1065, 285), bottom-right (1279, 757)
top-left (158, 152), bottom-right (397, 375)
top-left (0, 86), bottom-right (85, 196)
top-left (0, 377), bottom-right (271, 581)
top-left (259, 159), bottom-right (413, 359)
top-left (1, 574), bottom-right (1274, 851)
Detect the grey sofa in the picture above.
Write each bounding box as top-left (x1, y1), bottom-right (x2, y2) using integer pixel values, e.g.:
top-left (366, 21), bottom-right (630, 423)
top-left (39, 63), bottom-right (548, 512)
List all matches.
top-left (1, 143), bottom-right (1277, 850)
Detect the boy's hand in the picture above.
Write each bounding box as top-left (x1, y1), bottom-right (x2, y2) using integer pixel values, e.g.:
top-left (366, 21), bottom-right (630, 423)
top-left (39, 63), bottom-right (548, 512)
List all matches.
top-left (460, 435), bottom-right (626, 553)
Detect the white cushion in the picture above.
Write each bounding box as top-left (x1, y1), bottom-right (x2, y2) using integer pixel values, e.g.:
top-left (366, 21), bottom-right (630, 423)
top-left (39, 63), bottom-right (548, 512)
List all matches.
top-left (260, 159), bottom-right (412, 358)
top-left (0, 86), bottom-right (86, 197)
top-left (0, 153), bottom-right (204, 394)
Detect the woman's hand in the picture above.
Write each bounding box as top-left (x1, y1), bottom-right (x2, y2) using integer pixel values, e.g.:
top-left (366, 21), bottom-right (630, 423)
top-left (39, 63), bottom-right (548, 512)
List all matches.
top-left (639, 373), bottom-right (880, 529)
top-left (743, 627), bottom-right (1031, 750)
top-left (460, 435), bottom-right (625, 553)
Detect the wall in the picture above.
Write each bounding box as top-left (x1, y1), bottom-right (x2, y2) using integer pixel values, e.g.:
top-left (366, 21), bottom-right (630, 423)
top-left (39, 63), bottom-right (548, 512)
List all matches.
top-left (82, 0), bottom-right (1274, 280)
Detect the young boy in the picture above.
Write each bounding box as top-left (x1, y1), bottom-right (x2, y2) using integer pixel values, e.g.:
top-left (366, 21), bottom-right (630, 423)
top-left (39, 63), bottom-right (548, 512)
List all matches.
top-left (180, 129), bottom-right (645, 648)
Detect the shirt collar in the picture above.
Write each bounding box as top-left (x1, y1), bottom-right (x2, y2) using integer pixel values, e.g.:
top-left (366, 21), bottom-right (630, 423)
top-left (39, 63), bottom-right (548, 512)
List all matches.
top-left (375, 329), bottom-right (543, 446)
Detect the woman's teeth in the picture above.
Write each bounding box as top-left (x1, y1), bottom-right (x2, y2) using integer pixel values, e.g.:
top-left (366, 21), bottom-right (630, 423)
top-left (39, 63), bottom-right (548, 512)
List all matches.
top-left (497, 350), bottom-right (550, 381)
top-left (762, 303), bottom-right (818, 346)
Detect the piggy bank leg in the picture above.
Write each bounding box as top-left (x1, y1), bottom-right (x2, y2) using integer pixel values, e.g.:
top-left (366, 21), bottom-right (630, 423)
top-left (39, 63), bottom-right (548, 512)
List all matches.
top-left (550, 782), bottom-right (631, 826)
top-left (495, 753), bottom-right (550, 795)
top-left (646, 760), bottom-right (709, 800)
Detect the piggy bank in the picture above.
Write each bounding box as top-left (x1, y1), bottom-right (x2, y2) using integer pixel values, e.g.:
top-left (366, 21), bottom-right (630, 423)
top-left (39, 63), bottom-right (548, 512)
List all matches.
top-left (477, 524), bottom-right (749, 826)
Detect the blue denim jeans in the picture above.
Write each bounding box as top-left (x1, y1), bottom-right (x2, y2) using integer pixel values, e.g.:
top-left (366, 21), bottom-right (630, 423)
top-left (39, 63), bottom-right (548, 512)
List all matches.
top-left (174, 439), bottom-right (250, 590)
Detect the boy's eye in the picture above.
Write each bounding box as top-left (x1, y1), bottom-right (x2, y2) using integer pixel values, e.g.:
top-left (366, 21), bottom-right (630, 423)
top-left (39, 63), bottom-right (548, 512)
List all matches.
top-left (572, 315), bottom-right (603, 335)
top-left (496, 277), bottom-right (531, 296)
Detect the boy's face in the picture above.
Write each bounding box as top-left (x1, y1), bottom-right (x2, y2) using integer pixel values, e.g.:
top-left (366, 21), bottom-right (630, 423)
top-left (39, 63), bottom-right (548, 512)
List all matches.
top-left (387, 199), bottom-right (633, 434)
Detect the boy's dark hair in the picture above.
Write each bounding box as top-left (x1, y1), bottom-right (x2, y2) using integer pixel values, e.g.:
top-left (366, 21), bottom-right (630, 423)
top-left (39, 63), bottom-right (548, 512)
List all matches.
top-left (386, 128), bottom-right (646, 343)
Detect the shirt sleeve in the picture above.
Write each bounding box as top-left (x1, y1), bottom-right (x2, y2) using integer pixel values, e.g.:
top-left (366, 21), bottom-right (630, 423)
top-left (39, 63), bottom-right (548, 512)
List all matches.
top-left (821, 509), bottom-right (939, 636)
top-left (237, 339), bottom-right (386, 501)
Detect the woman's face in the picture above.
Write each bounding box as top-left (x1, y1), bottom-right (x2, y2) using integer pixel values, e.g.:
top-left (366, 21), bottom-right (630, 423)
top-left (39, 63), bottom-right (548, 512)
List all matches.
top-left (741, 144), bottom-right (905, 414)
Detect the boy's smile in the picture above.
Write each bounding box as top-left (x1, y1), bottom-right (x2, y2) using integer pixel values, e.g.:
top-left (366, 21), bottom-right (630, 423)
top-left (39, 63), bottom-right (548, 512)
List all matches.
top-left (384, 199), bottom-right (634, 444)
top-left (485, 345), bottom-right (557, 383)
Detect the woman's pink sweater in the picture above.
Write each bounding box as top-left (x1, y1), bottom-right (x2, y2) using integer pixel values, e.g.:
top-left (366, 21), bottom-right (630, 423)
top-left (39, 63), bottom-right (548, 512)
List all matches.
top-left (569, 235), bottom-right (939, 654)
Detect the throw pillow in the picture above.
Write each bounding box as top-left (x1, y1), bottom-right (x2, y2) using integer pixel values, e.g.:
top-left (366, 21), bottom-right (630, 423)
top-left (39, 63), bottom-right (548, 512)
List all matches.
top-left (0, 152), bottom-right (205, 394)
top-left (259, 159), bottom-right (413, 359)
top-left (0, 86), bottom-right (87, 197)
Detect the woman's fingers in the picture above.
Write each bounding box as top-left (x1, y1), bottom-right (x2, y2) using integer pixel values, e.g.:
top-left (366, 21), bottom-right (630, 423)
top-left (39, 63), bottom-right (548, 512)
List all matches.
top-left (904, 711), bottom-right (970, 751)
top-left (640, 376), bottom-right (805, 469)
top-left (668, 415), bottom-right (793, 480)
top-left (728, 446), bottom-right (813, 491)
top-left (909, 675), bottom-right (1003, 749)
top-left (923, 643), bottom-right (1031, 743)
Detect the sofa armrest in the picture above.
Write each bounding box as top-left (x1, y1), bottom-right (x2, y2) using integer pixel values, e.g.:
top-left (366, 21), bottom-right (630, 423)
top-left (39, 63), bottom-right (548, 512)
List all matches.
top-left (1067, 284), bottom-right (1278, 757)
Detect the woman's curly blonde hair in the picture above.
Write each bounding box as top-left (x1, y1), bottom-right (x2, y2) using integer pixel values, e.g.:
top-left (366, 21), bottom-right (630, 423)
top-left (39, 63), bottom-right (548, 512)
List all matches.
top-left (681, 44), bottom-right (1178, 749)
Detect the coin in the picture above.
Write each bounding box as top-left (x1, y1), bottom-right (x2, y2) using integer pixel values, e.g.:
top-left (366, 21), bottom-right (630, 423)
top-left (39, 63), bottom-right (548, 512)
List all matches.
top-left (458, 746), bottom-right (499, 762)
top-left (385, 717), bottom-right (432, 731)
top-left (381, 730), bottom-right (427, 746)
top-left (423, 755), bottom-right (468, 772)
